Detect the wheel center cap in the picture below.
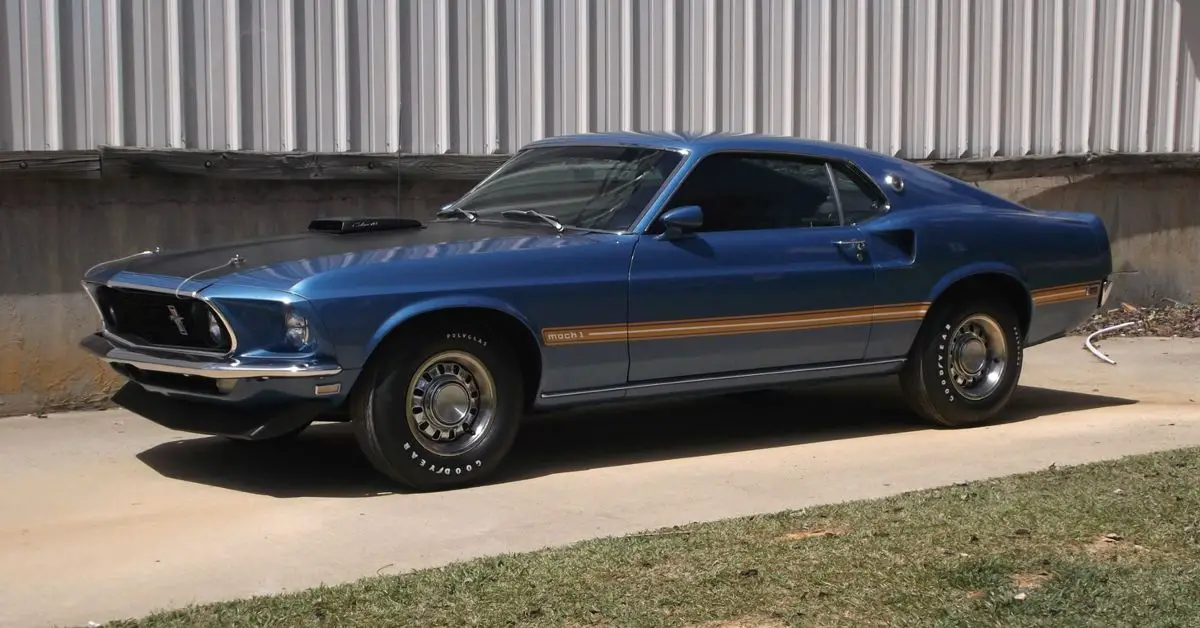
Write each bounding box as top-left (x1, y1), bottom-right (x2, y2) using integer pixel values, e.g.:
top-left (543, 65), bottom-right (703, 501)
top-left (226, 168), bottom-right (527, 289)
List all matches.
top-left (429, 382), bottom-right (470, 428)
top-left (957, 338), bottom-right (988, 375)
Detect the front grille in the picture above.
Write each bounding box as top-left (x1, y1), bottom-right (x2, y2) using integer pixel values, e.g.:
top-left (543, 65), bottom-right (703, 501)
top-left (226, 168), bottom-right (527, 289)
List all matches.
top-left (93, 285), bottom-right (233, 353)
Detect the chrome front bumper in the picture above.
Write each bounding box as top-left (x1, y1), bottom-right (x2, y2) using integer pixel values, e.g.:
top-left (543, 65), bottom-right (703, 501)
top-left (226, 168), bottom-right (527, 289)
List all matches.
top-left (80, 333), bottom-right (342, 379)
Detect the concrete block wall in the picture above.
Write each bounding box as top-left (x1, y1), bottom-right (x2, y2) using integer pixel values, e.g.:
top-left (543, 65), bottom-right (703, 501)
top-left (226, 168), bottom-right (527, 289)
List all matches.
top-left (0, 177), bottom-right (473, 417)
top-left (980, 173), bottom-right (1200, 304)
top-left (0, 171), bottom-right (1196, 417)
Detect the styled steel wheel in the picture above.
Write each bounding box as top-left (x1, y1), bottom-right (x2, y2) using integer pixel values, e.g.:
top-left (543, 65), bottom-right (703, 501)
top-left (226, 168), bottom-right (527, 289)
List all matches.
top-left (945, 314), bottom-right (1008, 402)
top-left (900, 297), bottom-right (1023, 428)
top-left (351, 322), bottom-right (524, 492)
top-left (405, 351), bottom-right (497, 457)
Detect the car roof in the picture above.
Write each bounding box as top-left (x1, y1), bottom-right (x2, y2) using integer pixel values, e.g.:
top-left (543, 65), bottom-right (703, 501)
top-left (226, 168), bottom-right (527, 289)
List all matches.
top-left (523, 131), bottom-right (890, 163)
top-left (522, 131), bottom-right (1033, 214)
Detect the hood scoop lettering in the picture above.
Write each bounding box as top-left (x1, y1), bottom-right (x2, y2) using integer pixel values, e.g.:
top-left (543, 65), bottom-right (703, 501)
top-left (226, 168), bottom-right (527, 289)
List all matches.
top-left (308, 217), bottom-right (424, 235)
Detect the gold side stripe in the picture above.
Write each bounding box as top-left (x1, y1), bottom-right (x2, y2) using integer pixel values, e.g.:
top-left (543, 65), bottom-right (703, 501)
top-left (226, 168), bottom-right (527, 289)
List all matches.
top-left (541, 302), bottom-right (931, 346)
top-left (1031, 281), bottom-right (1102, 305)
top-left (541, 278), bottom-right (1103, 347)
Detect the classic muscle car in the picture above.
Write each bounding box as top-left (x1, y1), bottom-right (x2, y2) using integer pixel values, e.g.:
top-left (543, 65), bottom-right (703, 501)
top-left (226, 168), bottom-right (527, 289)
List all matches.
top-left (80, 132), bottom-right (1115, 491)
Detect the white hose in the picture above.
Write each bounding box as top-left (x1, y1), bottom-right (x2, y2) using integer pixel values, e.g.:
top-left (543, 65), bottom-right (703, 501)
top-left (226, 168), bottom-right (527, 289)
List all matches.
top-left (1083, 321), bottom-right (1141, 365)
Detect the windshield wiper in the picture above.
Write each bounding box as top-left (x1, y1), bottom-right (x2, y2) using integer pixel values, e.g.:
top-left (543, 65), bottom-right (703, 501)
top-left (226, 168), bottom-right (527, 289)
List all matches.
top-left (436, 206), bottom-right (478, 222)
top-left (500, 209), bottom-right (565, 233)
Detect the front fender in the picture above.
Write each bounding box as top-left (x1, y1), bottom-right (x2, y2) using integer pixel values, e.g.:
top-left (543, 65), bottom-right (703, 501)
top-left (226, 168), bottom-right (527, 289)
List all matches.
top-left (364, 294), bottom-right (538, 362)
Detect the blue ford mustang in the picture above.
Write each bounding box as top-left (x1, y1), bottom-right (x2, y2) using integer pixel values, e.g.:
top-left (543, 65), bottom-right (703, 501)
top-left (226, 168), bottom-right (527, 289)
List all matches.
top-left (80, 132), bottom-right (1115, 491)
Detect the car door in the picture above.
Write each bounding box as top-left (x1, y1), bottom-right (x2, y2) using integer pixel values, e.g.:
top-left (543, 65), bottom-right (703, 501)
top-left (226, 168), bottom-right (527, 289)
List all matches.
top-left (626, 151), bottom-right (879, 382)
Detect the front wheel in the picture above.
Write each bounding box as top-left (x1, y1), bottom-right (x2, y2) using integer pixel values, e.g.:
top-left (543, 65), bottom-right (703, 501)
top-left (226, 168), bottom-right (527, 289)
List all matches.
top-left (900, 298), bottom-right (1024, 428)
top-left (351, 323), bottom-right (524, 491)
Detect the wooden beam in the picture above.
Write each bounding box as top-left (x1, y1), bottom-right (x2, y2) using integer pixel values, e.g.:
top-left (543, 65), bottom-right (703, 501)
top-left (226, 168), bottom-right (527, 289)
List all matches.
top-left (920, 152), bottom-right (1200, 182)
top-left (99, 146), bottom-right (322, 179)
top-left (0, 151), bottom-right (100, 178)
top-left (97, 146), bottom-right (507, 181)
top-left (2, 147), bottom-right (1200, 183)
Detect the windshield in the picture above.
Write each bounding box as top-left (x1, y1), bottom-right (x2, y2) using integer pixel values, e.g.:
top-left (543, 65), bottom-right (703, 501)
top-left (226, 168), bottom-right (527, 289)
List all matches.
top-left (450, 145), bottom-right (684, 232)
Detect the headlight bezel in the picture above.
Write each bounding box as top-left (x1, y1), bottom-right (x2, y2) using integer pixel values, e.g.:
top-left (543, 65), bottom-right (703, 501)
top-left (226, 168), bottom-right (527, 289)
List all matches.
top-left (284, 308), bottom-right (313, 350)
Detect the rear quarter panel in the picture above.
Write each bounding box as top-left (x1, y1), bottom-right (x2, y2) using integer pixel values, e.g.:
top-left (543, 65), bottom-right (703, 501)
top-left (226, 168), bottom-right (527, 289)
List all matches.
top-left (855, 163), bottom-right (1111, 358)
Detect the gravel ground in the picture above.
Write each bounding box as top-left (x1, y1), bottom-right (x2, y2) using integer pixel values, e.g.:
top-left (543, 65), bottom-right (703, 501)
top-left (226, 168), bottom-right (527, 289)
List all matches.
top-left (1070, 299), bottom-right (1200, 338)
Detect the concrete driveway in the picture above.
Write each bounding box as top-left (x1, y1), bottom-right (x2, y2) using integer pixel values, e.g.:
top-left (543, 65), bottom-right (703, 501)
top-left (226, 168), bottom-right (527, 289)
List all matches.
top-left (2, 336), bottom-right (1198, 628)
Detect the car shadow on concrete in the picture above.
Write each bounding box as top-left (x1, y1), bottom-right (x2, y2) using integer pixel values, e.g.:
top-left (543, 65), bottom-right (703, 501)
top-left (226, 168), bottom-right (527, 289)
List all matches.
top-left (134, 377), bottom-right (1136, 499)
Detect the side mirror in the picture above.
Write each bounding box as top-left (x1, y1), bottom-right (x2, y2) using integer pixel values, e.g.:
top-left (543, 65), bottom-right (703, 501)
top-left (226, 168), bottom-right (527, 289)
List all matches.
top-left (657, 205), bottom-right (703, 240)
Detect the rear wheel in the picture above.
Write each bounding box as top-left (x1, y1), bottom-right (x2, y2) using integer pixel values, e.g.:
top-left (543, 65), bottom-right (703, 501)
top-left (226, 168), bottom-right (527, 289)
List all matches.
top-left (900, 297), bottom-right (1023, 427)
top-left (351, 322), bottom-right (524, 491)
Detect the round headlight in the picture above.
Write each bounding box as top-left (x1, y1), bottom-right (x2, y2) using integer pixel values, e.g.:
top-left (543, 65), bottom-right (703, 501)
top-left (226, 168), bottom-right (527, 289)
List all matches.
top-left (284, 311), bottom-right (310, 348)
top-left (207, 311), bottom-right (224, 344)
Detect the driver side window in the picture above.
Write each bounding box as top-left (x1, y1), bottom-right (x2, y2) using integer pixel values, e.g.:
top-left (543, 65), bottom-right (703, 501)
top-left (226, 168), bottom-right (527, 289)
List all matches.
top-left (658, 153), bottom-right (842, 233)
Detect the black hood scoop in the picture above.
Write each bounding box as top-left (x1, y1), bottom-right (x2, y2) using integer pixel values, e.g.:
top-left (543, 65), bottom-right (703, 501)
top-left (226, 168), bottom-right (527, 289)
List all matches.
top-left (307, 217), bottom-right (425, 235)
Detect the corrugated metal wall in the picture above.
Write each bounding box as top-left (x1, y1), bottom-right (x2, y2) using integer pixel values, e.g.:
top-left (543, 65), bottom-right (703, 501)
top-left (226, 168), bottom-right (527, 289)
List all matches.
top-left (2, 0), bottom-right (1198, 159)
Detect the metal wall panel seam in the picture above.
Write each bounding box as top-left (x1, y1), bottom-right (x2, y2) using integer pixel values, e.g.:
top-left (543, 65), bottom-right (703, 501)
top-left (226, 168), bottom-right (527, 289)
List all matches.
top-left (280, 0), bottom-right (297, 152)
top-left (128, 0), bottom-right (145, 147)
top-left (1015, 0), bottom-right (1035, 156)
top-left (976, 0), bottom-right (1004, 157)
top-left (1099, 0), bottom-right (1125, 153)
top-left (741, 0), bottom-right (754, 133)
top-left (702, 0), bottom-right (716, 134)
top-left (164, 0), bottom-right (182, 147)
top-left (81, 0), bottom-right (101, 148)
top-left (42, 0), bottom-right (62, 150)
top-left (1185, 32), bottom-right (1200, 152)
top-left (332, 0), bottom-right (348, 151)
top-left (887, 0), bottom-right (903, 156)
top-left (1065, 0), bottom-right (1096, 155)
top-left (951, 0), bottom-right (970, 158)
top-left (853, 0), bottom-right (868, 151)
top-left (576, 0), bottom-right (590, 134)
top-left (102, 0), bottom-right (122, 145)
top-left (19, 0), bottom-right (35, 150)
top-left (385, 0), bottom-right (399, 153)
top-left (531, 0), bottom-right (545, 142)
top-left (364, 0), bottom-right (379, 153)
top-left (223, 0), bottom-right (239, 149)
top-left (914, 0), bottom-right (936, 157)
top-left (619, 0), bottom-right (632, 131)
top-left (1126, 0), bottom-right (1153, 153)
top-left (662, 0), bottom-right (675, 133)
top-left (1152, 0), bottom-right (1181, 152)
top-left (482, 0), bottom-right (497, 152)
top-left (1033, 0), bottom-right (1065, 156)
top-left (819, 0), bottom-right (832, 142)
top-left (779, 0), bottom-right (796, 137)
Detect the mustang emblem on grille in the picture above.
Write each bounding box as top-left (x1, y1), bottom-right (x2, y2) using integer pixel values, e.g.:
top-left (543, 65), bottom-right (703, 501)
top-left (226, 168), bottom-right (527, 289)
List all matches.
top-left (166, 305), bottom-right (189, 336)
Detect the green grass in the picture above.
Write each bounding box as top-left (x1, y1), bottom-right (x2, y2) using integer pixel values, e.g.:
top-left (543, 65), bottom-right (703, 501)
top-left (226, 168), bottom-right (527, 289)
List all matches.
top-left (110, 448), bottom-right (1200, 628)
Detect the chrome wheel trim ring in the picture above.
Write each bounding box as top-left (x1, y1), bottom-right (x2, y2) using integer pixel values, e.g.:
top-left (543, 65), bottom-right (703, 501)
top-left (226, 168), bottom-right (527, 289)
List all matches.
top-left (946, 314), bottom-right (1008, 401)
top-left (404, 350), bottom-right (497, 457)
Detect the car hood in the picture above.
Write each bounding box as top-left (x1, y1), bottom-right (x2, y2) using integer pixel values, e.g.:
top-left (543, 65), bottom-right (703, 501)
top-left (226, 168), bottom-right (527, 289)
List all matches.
top-left (91, 220), bottom-right (585, 293)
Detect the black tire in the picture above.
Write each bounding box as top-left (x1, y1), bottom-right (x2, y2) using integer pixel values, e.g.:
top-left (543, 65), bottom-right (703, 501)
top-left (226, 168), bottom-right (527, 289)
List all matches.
top-left (900, 297), bottom-right (1024, 428)
top-left (351, 322), bottom-right (524, 491)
